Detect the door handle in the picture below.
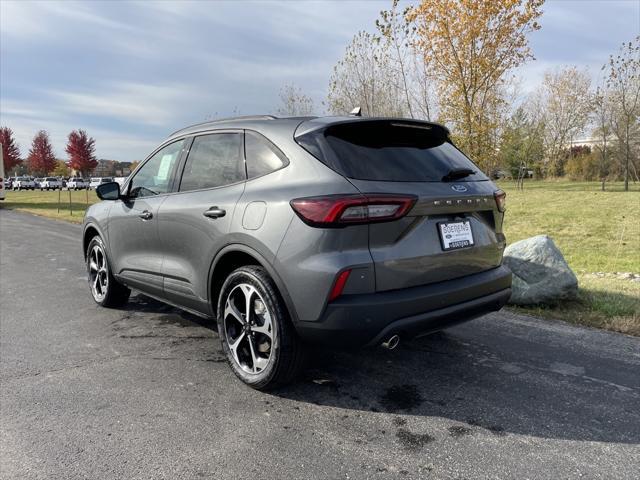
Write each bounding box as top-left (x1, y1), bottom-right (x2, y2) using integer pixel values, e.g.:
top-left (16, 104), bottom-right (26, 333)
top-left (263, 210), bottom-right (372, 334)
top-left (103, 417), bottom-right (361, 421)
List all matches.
top-left (203, 207), bottom-right (226, 219)
top-left (139, 210), bottom-right (153, 220)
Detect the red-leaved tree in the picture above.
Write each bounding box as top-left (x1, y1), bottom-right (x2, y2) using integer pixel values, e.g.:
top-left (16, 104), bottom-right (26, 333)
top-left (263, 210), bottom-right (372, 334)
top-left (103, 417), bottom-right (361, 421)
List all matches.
top-left (66, 129), bottom-right (97, 176)
top-left (0, 127), bottom-right (22, 173)
top-left (27, 130), bottom-right (56, 176)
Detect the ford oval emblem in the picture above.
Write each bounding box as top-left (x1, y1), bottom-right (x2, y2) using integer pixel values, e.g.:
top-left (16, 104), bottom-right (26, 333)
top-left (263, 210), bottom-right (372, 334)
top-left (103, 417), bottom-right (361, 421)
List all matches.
top-left (451, 184), bottom-right (468, 193)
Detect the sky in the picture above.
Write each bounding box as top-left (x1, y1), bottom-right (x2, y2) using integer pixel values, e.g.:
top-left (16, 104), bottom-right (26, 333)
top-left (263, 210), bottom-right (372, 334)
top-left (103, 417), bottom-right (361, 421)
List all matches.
top-left (1, 0), bottom-right (639, 162)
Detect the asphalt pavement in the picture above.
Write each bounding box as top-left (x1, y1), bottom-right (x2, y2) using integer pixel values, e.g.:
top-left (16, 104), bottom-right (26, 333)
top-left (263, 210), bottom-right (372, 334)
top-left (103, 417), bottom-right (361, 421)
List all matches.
top-left (1, 209), bottom-right (639, 479)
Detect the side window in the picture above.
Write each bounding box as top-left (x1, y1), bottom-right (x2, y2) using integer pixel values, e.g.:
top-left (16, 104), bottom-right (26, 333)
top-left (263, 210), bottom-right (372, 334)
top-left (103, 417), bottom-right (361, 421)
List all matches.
top-left (129, 140), bottom-right (184, 199)
top-left (245, 131), bottom-right (288, 179)
top-left (179, 133), bottom-right (245, 191)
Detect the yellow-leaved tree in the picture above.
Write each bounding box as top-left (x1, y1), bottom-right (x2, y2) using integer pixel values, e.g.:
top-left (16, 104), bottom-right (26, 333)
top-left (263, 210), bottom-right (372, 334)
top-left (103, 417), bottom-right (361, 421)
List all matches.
top-left (408, 0), bottom-right (544, 170)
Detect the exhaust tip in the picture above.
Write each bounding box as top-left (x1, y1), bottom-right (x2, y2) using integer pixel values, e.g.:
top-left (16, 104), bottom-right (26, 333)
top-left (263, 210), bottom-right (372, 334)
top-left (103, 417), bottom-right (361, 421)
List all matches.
top-left (381, 334), bottom-right (400, 350)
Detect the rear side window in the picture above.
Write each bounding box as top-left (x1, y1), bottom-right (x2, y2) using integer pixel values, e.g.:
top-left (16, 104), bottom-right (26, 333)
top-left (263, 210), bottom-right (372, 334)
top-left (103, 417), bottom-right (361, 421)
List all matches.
top-left (179, 133), bottom-right (245, 191)
top-left (245, 131), bottom-right (288, 179)
top-left (296, 121), bottom-right (487, 182)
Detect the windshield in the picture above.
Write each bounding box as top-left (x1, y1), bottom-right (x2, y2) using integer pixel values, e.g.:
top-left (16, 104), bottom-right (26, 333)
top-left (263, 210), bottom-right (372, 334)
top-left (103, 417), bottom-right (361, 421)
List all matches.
top-left (296, 120), bottom-right (488, 182)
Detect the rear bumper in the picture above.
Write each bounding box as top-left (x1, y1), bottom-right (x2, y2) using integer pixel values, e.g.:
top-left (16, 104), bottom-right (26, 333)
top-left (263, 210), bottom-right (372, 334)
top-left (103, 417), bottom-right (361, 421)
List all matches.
top-left (295, 266), bottom-right (512, 347)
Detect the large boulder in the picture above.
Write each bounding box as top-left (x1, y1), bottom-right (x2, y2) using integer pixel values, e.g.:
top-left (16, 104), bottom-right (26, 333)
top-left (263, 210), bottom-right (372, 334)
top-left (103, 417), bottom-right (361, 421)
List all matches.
top-left (503, 235), bottom-right (578, 305)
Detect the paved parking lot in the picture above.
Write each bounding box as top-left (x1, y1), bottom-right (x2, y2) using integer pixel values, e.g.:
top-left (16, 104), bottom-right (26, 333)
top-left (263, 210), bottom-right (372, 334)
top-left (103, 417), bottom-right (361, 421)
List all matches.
top-left (1, 209), bottom-right (639, 479)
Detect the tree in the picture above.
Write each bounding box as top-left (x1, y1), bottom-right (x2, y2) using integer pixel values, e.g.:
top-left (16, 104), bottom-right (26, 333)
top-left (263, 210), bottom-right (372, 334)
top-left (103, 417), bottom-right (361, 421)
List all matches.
top-left (375, 0), bottom-right (437, 121)
top-left (66, 129), bottom-right (97, 177)
top-left (592, 84), bottom-right (614, 190)
top-left (52, 160), bottom-right (70, 177)
top-left (27, 130), bottom-right (56, 176)
top-left (605, 37), bottom-right (640, 191)
top-left (537, 67), bottom-right (592, 176)
top-left (327, 31), bottom-right (405, 117)
top-left (276, 84), bottom-right (315, 116)
top-left (499, 103), bottom-right (545, 187)
top-left (0, 127), bottom-right (22, 173)
top-left (407, 0), bottom-right (544, 169)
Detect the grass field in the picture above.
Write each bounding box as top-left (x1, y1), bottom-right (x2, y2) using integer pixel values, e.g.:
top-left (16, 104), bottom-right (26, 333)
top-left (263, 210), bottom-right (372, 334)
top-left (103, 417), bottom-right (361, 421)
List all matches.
top-left (2, 181), bottom-right (639, 334)
top-left (498, 180), bottom-right (639, 335)
top-left (0, 188), bottom-right (97, 223)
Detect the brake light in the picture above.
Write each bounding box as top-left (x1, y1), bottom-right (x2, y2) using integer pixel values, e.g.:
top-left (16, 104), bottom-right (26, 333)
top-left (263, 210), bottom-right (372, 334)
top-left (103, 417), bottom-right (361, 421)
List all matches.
top-left (494, 190), bottom-right (506, 212)
top-left (290, 194), bottom-right (416, 227)
top-left (328, 269), bottom-right (351, 302)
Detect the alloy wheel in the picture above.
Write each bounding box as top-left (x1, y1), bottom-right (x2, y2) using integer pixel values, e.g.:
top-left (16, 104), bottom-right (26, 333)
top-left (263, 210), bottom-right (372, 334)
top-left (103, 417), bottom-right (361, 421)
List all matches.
top-left (223, 283), bottom-right (274, 374)
top-left (88, 244), bottom-right (109, 302)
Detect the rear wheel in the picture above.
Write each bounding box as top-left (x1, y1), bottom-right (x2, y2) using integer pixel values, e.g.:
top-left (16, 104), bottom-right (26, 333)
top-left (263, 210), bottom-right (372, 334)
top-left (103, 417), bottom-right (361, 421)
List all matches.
top-left (86, 236), bottom-right (130, 308)
top-left (217, 266), bottom-right (305, 390)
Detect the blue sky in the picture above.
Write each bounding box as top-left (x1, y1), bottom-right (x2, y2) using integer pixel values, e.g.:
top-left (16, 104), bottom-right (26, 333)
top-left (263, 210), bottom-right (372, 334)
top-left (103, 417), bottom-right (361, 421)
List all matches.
top-left (1, 0), bottom-right (638, 161)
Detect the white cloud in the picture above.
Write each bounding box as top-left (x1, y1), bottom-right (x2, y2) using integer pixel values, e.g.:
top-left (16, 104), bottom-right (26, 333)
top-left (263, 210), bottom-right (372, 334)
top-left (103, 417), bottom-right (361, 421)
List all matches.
top-left (46, 82), bottom-right (200, 126)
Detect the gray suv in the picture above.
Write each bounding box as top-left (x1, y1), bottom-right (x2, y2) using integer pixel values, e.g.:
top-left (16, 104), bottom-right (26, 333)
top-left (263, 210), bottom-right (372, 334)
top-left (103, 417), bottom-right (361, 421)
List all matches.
top-left (83, 115), bottom-right (511, 389)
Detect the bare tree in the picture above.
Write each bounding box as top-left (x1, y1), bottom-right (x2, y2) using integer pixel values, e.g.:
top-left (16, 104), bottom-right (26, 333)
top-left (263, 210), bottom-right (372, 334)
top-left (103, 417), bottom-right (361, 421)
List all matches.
top-left (605, 36), bottom-right (640, 191)
top-left (592, 84), bottom-right (614, 191)
top-left (537, 67), bottom-right (592, 176)
top-left (375, 0), bottom-right (438, 121)
top-left (376, 0), bottom-right (416, 118)
top-left (276, 83), bottom-right (315, 116)
top-left (327, 31), bottom-right (404, 117)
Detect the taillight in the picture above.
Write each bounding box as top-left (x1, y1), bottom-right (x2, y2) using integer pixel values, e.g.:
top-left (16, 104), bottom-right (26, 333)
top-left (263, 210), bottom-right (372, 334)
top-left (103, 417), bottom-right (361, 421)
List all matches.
top-left (290, 194), bottom-right (417, 227)
top-left (494, 190), bottom-right (506, 212)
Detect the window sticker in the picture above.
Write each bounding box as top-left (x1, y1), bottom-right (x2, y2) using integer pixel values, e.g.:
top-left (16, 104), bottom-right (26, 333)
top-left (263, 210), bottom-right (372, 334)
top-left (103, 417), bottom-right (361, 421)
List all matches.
top-left (156, 154), bottom-right (174, 181)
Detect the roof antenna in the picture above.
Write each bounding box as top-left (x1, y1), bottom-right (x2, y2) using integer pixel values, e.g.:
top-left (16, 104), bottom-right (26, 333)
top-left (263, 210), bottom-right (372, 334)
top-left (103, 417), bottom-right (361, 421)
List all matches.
top-left (349, 107), bottom-right (362, 117)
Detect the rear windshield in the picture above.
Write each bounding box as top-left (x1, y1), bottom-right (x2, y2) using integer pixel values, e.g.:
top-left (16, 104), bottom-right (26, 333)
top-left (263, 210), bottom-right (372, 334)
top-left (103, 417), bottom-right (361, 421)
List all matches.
top-left (296, 120), bottom-right (488, 182)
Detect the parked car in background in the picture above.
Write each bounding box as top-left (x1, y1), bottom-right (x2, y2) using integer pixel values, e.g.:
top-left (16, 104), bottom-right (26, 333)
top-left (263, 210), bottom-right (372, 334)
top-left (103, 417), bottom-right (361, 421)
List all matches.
top-left (34, 178), bottom-right (43, 189)
top-left (113, 177), bottom-right (128, 187)
top-left (82, 115), bottom-right (511, 389)
top-left (89, 177), bottom-right (114, 189)
top-left (67, 177), bottom-right (88, 190)
top-left (13, 176), bottom-right (36, 190)
top-left (40, 177), bottom-right (63, 190)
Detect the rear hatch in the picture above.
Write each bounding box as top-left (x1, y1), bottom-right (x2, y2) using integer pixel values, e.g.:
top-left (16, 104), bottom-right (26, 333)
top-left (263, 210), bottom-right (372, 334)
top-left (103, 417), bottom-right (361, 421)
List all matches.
top-left (295, 118), bottom-right (506, 292)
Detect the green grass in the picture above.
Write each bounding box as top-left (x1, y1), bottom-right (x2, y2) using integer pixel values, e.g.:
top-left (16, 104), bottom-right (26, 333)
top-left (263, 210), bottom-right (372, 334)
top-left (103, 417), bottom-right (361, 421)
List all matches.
top-left (0, 189), bottom-right (98, 223)
top-left (499, 180), bottom-right (640, 335)
top-left (500, 180), bottom-right (640, 273)
top-left (2, 181), bottom-right (639, 335)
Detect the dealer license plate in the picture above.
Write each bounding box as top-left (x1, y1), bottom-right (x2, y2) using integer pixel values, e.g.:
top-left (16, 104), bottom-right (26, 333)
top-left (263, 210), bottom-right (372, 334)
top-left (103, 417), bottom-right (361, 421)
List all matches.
top-left (438, 221), bottom-right (474, 251)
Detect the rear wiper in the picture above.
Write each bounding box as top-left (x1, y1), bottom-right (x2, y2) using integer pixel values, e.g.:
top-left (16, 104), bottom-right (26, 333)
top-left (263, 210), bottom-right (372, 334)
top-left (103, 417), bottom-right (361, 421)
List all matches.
top-left (442, 168), bottom-right (475, 182)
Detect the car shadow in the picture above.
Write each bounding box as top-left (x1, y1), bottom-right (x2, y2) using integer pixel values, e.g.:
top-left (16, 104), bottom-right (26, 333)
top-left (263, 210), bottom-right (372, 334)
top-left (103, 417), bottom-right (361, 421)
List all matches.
top-left (124, 294), bottom-right (640, 445)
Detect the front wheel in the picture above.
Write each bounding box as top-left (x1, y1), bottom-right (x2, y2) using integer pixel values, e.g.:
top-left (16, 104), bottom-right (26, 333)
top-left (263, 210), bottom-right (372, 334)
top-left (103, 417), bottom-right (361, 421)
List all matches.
top-left (217, 266), bottom-right (305, 390)
top-left (86, 236), bottom-right (130, 308)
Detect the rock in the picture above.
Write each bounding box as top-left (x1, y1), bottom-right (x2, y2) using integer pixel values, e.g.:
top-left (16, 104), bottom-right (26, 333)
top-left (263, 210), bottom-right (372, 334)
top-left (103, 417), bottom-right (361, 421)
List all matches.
top-left (503, 235), bottom-right (578, 305)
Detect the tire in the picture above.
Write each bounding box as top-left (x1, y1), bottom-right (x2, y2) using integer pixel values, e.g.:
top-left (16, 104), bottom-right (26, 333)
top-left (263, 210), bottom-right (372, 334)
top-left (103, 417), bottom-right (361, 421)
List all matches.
top-left (86, 236), bottom-right (130, 308)
top-left (217, 265), bottom-right (305, 390)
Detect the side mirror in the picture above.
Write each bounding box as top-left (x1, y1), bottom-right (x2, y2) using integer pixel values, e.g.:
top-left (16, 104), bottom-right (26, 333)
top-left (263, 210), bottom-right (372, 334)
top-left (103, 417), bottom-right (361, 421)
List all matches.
top-left (96, 181), bottom-right (121, 200)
